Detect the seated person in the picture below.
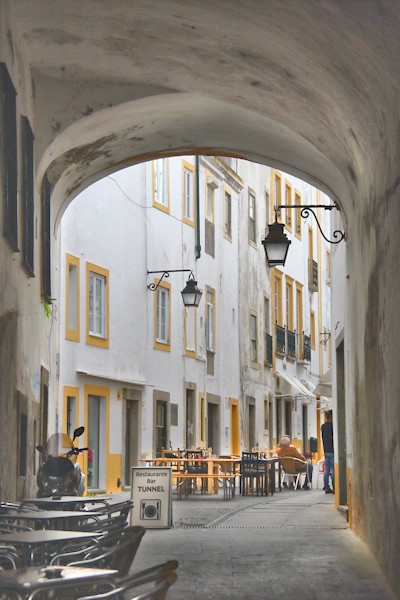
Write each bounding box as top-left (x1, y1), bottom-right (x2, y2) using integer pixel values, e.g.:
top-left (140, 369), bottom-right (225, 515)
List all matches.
top-left (276, 436), bottom-right (313, 490)
top-left (274, 434), bottom-right (291, 455)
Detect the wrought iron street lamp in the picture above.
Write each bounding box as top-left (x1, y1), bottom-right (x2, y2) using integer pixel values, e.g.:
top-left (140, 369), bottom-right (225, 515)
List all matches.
top-left (261, 219), bottom-right (291, 267)
top-left (147, 269), bottom-right (202, 307)
top-left (262, 204), bottom-right (345, 267)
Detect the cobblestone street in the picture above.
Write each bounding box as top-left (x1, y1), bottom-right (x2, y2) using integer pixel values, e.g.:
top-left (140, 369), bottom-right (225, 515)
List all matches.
top-left (129, 488), bottom-right (398, 599)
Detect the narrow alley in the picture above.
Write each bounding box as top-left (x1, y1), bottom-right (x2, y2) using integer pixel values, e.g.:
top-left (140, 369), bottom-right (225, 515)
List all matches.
top-left (131, 489), bottom-right (398, 600)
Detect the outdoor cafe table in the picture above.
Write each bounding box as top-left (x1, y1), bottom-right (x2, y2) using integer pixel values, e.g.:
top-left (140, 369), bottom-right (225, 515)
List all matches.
top-left (0, 565), bottom-right (117, 599)
top-left (141, 457), bottom-right (241, 495)
top-left (20, 496), bottom-right (112, 511)
top-left (0, 510), bottom-right (101, 531)
top-left (0, 530), bottom-right (101, 567)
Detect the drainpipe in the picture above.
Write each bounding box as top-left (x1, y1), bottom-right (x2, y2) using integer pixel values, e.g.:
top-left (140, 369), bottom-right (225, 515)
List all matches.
top-left (195, 155), bottom-right (201, 259)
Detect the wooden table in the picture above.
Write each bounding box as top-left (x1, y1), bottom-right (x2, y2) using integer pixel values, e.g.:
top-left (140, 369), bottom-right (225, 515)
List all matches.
top-left (0, 510), bottom-right (101, 531)
top-left (141, 458), bottom-right (241, 496)
top-left (0, 530), bottom-right (100, 567)
top-left (0, 565), bottom-right (117, 599)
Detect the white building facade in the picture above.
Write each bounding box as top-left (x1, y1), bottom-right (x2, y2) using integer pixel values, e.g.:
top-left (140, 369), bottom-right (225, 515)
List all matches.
top-left (59, 156), bottom-right (331, 493)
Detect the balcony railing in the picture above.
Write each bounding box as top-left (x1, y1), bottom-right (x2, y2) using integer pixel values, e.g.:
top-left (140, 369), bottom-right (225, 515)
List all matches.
top-left (275, 325), bottom-right (297, 359)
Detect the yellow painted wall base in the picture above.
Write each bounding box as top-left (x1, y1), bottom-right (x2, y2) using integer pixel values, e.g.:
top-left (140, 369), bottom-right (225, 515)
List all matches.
top-left (107, 454), bottom-right (123, 493)
top-left (347, 466), bottom-right (353, 530)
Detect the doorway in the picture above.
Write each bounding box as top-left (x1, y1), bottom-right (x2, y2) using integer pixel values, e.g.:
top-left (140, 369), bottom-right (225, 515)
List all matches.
top-left (284, 400), bottom-right (292, 439)
top-left (276, 397), bottom-right (282, 444)
top-left (207, 395), bottom-right (220, 455)
top-left (125, 393), bottom-right (140, 487)
top-left (185, 388), bottom-right (196, 449)
top-left (40, 367), bottom-right (49, 447)
top-left (155, 399), bottom-right (167, 458)
top-left (87, 394), bottom-right (106, 490)
top-left (302, 404), bottom-right (308, 453)
top-left (230, 399), bottom-right (240, 455)
top-left (336, 340), bottom-right (347, 506)
top-left (248, 399), bottom-right (256, 450)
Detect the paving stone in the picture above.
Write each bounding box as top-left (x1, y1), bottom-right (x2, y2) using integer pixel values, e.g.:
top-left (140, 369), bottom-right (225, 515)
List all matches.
top-left (117, 488), bottom-right (398, 599)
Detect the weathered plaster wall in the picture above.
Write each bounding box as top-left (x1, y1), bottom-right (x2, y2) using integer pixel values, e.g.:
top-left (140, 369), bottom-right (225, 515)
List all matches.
top-left (0, 310), bottom-right (18, 498)
top-left (346, 184), bottom-right (400, 591)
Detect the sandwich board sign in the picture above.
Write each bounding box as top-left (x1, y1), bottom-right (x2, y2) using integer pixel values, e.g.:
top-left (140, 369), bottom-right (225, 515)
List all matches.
top-left (131, 466), bottom-right (172, 528)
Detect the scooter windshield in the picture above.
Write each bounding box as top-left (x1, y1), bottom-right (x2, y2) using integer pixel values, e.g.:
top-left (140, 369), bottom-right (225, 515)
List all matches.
top-left (46, 433), bottom-right (77, 464)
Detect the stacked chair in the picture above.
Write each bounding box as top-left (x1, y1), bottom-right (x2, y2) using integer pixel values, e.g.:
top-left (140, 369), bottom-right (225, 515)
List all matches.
top-left (0, 545), bottom-right (21, 570)
top-left (75, 560), bottom-right (179, 600)
top-left (0, 497), bottom-right (179, 600)
top-left (50, 525), bottom-right (146, 577)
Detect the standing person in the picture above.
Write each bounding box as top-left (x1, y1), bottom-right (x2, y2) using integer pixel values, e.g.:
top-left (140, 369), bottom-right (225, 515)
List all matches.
top-left (321, 409), bottom-right (334, 494)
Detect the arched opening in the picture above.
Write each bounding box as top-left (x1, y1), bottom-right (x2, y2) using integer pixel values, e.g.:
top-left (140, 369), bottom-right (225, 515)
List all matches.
top-left (57, 153), bottom-right (339, 495)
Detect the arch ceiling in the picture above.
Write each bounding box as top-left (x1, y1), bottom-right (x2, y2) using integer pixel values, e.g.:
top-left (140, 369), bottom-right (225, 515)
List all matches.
top-left (5, 0), bottom-right (400, 223)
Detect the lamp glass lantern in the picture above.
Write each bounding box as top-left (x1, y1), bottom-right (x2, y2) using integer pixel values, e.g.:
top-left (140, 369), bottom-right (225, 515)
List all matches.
top-left (181, 274), bottom-right (202, 307)
top-left (262, 220), bottom-right (291, 267)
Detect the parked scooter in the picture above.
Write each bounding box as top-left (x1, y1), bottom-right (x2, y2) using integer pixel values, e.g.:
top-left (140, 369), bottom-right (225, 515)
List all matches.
top-left (36, 426), bottom-right (88, 497)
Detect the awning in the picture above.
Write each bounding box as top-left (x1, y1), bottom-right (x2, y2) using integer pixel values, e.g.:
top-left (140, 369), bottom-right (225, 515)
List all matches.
top-left (314, 368), bottom-right (332, 397)
top-left (276, 370), bottom-right (316, 401)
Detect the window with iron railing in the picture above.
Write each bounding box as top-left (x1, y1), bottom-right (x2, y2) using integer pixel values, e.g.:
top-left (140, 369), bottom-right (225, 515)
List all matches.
top-left (265, 333), bottom-right (273, 366)
top-left (308, 259), bottom-right (318, 292)
top-left (287, 329), bottom-right (296, 358)
top-left (276, 323), bottom-right (286, 355)
top-left (303, 334), bottom-right (311, 361)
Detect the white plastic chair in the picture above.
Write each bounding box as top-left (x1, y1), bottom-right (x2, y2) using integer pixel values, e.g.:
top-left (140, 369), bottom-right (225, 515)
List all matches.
top-left (279, 456), bottom-right (310, 490)
top-left (316, 458), bottom-right (325, 489)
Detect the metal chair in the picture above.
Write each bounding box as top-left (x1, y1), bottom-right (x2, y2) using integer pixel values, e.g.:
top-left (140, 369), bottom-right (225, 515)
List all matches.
top-left (0, 544), bottom-right (21, 569)
top-left (57, 526), bottom-right (146, 577)
top-left (181, 451), bottom-right (207, 497)
top-left (240, 452), bottom-right (265, 495)
top-left (76, 560), bottom-right (179, 600)
top-left (218, 457), bottom-right (237, 499)
top-left (316, 458), bottom-right (326, 489)
top-left (0, 523), bottom-right (33, 533)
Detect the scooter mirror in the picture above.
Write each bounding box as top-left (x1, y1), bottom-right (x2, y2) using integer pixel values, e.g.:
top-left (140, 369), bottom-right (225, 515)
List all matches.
top-left (36, 445), bottom-right (45, 452)
top-left (73, 426), bottom-right (84, 440)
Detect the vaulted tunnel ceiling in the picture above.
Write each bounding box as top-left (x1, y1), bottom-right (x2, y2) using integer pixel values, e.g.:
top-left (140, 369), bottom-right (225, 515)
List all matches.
top-left (4, 0), bottom-right (400, 225)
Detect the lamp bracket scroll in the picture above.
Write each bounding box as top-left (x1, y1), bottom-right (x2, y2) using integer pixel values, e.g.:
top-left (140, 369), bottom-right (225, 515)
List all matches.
top-left (147, 269), bottom-right (192, 292)
top-left (274, 204), bottom-right (345, 245)
top-left (320, 332), bottom-right (331, 345)
top-left (147, 269), bottom-right (202, 307)
top-left (262, 203), bottom-right (345, 267)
